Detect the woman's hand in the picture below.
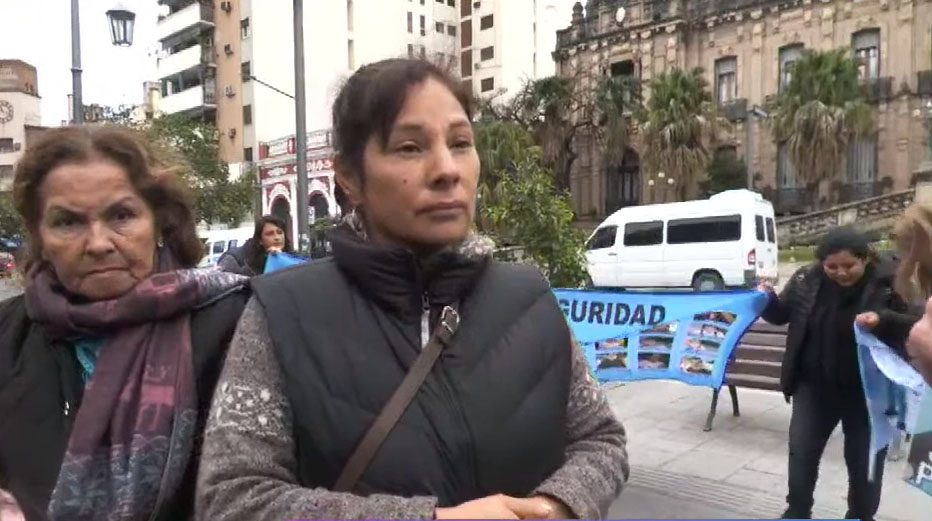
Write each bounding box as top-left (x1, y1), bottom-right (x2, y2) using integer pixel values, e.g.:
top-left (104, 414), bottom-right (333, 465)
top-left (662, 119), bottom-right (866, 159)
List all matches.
top-left (532, 495), bottom-right (572, 519)
top-left (0, 489), bottom-right (25, 521)
top-left (756, 282), bottom-right (774, 293)
top-left (855, 311), bottom-right (880, 330)
top-left (435, 494), bottom-right (554, 520)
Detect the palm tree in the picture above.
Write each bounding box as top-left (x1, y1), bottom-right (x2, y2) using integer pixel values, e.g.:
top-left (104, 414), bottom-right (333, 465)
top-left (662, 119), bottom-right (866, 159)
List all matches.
top-left (638, 67), bottom-right (720, 200)
top-left (766, 48), bottom-right (873, 189)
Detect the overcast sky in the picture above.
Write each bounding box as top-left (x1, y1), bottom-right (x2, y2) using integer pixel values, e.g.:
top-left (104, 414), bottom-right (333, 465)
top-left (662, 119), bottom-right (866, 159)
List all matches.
top-left (0, 0), bottom-right (163, 126)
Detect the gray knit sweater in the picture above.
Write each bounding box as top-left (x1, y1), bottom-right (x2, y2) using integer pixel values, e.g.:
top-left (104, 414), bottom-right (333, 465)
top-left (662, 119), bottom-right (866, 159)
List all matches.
top-left (196, 298), bottom-right (629, 520)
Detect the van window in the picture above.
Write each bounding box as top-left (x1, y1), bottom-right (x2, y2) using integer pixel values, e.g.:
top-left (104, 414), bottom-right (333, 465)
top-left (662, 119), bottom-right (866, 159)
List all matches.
top-left (212, 241), bottom-right (225, 254)
top-left (765, 217), bottom-right (776, 243)
top-left (667, 215), bottom-right (741, 244)
top-left (228, 240), bottom-right (239, 250)
top-left (755, 216), bottom-right (765, 241)
top-left (587, 226), bottom-right (617, 250)
top-left (624, 221), bottom-right (663, 246)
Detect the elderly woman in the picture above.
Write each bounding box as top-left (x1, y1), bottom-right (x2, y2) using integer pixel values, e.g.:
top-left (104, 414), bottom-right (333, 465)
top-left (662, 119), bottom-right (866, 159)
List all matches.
top-left (0, 126), bottom-right (249, 521)
top-left (197, 58), bottom-right (628, 520)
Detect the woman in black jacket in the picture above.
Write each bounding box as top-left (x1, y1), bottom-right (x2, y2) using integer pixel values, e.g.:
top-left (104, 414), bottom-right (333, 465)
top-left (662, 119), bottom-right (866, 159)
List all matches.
top-left (217, 215), bottom-right (293, 276)
top-left (761, 227), bottom-right (905, 521)
top-left (0, 126), bottom-right (248, 521)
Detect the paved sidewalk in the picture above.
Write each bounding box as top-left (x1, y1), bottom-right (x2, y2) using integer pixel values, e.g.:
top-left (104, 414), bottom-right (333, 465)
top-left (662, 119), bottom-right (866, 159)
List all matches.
top-left (604, 380), bottom-right (927, 520)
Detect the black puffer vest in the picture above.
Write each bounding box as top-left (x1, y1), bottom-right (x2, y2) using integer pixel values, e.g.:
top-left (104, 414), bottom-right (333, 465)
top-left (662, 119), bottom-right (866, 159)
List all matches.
top-left (251, 226), bottom-right (571, 506)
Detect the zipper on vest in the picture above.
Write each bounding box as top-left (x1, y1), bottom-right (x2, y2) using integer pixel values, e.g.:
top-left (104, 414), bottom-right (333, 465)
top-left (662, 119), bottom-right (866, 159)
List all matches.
top-left (421, 293), bottom-right (430, 350)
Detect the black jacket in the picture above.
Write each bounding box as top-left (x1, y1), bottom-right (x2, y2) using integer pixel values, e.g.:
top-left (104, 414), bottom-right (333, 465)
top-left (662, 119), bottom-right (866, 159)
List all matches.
top-left (761, 261), bottom-right (907, 398)
top-left (217, 239), bottom-right (263, 276)
top-left (0, 289), bottom-right (249, 521)
top-left (251, 226), bottom-right (572, 506)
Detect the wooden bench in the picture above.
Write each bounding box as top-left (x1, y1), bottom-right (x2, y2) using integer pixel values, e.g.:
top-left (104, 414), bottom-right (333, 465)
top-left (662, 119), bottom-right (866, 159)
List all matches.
top-left (704, 321), bottom-right (788, 431)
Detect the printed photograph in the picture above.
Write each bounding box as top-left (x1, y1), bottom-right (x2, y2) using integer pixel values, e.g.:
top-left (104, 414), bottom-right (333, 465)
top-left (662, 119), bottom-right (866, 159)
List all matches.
top-left (684, 337), bottom-right (722, 355)
top-left (595, 337), bottom-right (628, 351)
top-left (596, 352), bottom-right (627, 370)
top-left (680, 355), bottom-right (714, 375)
top-left (643, 322), bottom-right (677, 335)
top-left (686, 322), bottom-right (728, 340)
top-left (693, 311), bottom-right (737, 325)
top-left (637, 353), bottom-right (670, 370)
top-left (639, 335), bottom-right (674, 351)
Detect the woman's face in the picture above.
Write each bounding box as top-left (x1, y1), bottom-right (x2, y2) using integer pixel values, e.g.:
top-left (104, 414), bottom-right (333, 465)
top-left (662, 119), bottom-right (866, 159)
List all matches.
top-left (341, 78), bottom-right (479, 250)
top-left (260, 222), bottom-right (285, 250)
top-left (37, 159), bottom-right (157, 301)
top-left (822, 250), bottom-right (867, 287)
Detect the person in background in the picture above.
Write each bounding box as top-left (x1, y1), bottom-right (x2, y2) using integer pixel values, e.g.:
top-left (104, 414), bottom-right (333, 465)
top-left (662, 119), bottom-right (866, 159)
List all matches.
top-left (217, 215), bottom-right (293, 276)
top-left (196, 58), bottom-right (628, 521)
top-left (759, 227), bottom-right (904, 521)
top-left (0, 125), bottom-right (249, 521)
top-left (856, 203), bottom-right (932, 383)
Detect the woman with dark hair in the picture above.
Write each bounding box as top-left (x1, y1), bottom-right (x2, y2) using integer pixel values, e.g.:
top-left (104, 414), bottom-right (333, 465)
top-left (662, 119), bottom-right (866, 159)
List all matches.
top-left (760, 226), bottom-right (905, 521)
top-left (197, 58), bottom-right (628, 520)
top-left (217, 215), bottom-right (293, 276)
top-left (0, 125), bottom-right (249, 521)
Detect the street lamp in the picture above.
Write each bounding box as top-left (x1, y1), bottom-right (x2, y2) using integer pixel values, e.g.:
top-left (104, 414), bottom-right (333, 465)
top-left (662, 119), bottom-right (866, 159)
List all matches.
top-left (745, 105), bottom-right (769, 190)
top-left (71, 1), bottom-right (136, 124)
top-left (106, 4), bottom-right (136, 47)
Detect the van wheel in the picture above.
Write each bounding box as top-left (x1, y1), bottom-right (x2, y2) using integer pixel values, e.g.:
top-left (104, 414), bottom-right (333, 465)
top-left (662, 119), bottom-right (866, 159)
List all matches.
top-left (693, 272), bottom-right (724, 292)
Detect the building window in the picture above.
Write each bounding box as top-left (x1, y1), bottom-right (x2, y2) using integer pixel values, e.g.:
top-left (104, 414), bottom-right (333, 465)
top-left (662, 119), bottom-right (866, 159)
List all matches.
top-left (461, 20), bottom-right (472, 47)
top-left (715, 56), bottom-right (737, 105)
top-left (244, 147), bottom-right (253, 162)
top-left (461, 0), bottom-right (471, 17)
top-left (420, 15), bottom-right (426, 36)
top-left (480, 14), bottom-right (493, 30)
top-left (242, 105), bottom-right (252, 125)
top-left (480, 77), bottom-right (494, 92)
top-left (420, 0), bottom-right (425, 4)
top-left (447, 24), bottom-right (456, 36)
top-left (777, 142), bottom-right (798, 188)
top-left (436, 21), bottom-right (444, 33)
top-left (241, 61), bottom-right (251, 80)
top-left (480, 46), bottom-right (494, 61)
top-left (407, 12), bottom-right (413, 33)
top-left (461, 50), bottom-right (472, 78)
top-left (778, 44), bottom-right (803, 92)
top-left (0, 138), bottom-right (13, 153)
top-left (853, 29), bottom-right (880, 80)
top-left (408, 43), bottom-right (415, 58)
top-left (448, 0), bottom-right (455, 6)
top-left (0, 165), bottom-right (12, 184)
top-left (846, 136), bottom-right (878, 184)
top-left (240, 18), bottom-right (250, 39)
top-left (347, 39), bottom-right (355, 69)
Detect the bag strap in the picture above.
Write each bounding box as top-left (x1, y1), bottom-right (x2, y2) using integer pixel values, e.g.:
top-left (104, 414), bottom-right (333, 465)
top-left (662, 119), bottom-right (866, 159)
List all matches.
top-left (332, 305), bottom-right (461, 492)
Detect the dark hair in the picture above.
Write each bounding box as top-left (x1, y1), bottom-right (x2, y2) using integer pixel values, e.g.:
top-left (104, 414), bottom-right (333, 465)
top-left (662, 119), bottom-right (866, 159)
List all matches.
top-left (13, 125), bottom-right (203, 271)
top-left (816, 226), bottom-right (871, 261)
top-left (331, 58), bottom-right (473, 187)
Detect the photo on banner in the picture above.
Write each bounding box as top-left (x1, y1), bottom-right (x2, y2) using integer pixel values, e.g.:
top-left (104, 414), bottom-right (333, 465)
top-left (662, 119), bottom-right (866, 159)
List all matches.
top-left (553, 289), bottom-right (769, 389)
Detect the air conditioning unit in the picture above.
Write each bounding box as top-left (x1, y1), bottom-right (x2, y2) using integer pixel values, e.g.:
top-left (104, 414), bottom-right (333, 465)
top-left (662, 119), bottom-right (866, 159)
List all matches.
top-left (228, 128), bottom-right (237, 138)
top-left (220, 1), bottom-right (232, 13)
top-left (473, 1), bottom-right (481, 8)
top-left (224, 44), bottom-right (233, 56)
top-left (225, 85), bottom-right (235, 97)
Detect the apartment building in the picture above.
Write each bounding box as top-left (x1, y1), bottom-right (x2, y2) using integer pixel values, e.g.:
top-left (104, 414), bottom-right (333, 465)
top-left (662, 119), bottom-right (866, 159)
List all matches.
top-left (555, 0), bottom-right (932, 220)
top-left (0, 60), bottom-right (41, 192)
top-left (155, 0), bottom-right (244, 163)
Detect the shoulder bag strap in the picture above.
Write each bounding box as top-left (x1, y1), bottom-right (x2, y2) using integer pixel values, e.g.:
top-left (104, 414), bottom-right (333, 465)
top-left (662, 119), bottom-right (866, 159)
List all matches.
top-left (332, 305), bottom-right (461, 492)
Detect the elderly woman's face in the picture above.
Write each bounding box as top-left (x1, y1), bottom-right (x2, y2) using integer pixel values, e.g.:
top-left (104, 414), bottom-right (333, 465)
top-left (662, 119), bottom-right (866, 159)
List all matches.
top-left (346, 78), bottom-right (479, 249)
top-left (37, 159), bottom-right (157, 300)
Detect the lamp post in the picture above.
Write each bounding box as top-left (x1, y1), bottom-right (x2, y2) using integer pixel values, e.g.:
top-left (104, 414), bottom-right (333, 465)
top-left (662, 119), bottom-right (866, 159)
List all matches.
top-left (71, 2), bottom-right (136, 125)
top-left (293, 0), bottom-right (310, 253)
top-left (745, 105), bottom-right (769, 190)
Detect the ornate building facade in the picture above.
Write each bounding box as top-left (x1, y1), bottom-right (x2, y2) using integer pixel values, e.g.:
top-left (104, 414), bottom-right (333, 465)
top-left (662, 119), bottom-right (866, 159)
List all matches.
top-left (554, 0), bottom-right (932, 221)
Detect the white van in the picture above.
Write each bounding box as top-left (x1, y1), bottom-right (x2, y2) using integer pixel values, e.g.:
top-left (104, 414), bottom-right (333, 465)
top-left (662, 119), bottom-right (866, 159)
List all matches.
top-left (585, 190), bottom-right (778, 290)
top-left (198, 227), bottom-right (253, 268)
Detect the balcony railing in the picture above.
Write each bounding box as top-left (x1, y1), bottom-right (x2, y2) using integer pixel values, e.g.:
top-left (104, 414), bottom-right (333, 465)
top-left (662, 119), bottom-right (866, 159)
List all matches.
top-left (720, 98), bottom-right (748, 122)
top-left (155, 1), bottom-right (214, 43)
top-left (837, 180), bottom-right (884, 204)
top-left (160, 83), bottom-right (215, 115)
top-left (776, 188), bottom-right (914, 245)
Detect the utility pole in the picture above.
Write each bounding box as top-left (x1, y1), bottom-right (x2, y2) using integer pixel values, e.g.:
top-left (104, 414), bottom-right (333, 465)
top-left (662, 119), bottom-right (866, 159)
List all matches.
top-left (293, 0), bottom-right (309, 252)
top-left (71, 0), bottom-right (83, 124)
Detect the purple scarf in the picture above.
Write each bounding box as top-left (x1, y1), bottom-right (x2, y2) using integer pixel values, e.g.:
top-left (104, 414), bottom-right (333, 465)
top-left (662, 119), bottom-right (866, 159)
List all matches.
top-left (24, 256), bottom-right (246, 521)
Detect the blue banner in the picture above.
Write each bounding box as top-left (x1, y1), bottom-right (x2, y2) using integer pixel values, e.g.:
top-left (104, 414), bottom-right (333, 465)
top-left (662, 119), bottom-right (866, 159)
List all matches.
top-left (854, 326), bottom-right (932, 490)
top-left (907, 389), bottom-right (932, 497)
top-left (553, 289), bottom-right (769, 389)
top-left (264, 252), bottom-right (308, 273)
